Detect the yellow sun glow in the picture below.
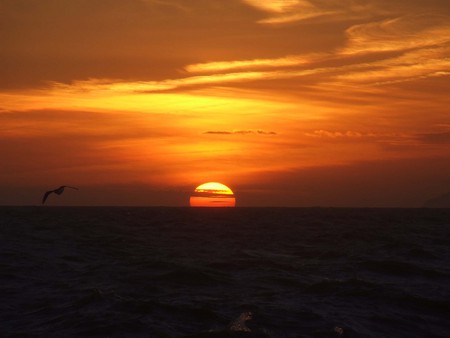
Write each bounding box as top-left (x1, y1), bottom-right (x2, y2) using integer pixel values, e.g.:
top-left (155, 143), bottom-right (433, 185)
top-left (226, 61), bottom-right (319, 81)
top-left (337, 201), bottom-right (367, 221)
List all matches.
top-left (190, 182), bottom-right (236, 207)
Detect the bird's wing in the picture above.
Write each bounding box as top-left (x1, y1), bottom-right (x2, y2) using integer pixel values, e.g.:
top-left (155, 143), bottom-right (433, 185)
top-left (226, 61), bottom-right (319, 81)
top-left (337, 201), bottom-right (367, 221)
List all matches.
top-left (42, 190), bottom-right (53, 204)
top-left (54, 187), bottom-right (65, 195)
top-left (65, 186), bottom-right (79, 190)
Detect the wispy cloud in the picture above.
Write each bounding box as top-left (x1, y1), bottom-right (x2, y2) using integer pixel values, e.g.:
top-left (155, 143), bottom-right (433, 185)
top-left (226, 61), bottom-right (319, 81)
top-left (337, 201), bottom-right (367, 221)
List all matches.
top-left (240, 0), bottom-right (388, 25)
top-left (204, 129), bottom-right (277, 135)
top-left (29, 45), bottom-right (448, 98)
top-left (305, 129), bottom-right (450, 150)
top-left (48, 72), bottom-right (281, 93)
top-left (241, 0), bottom-right (337, 24)
top-left (342, 14), bottom-right (450, 55)
top-left (335, 47), bottom-right (450, 85)
top-left (242, 0), bottom-right (307, 13)
top-left (305, 130), bottom-right (365, 138)
top-left (304, 130), bottom-right (404, 139)
top-left (8, 13), bottom-right (449, 103)
top-left (185, 54), bottom-right (318, 73)
top-left (43, 66), bottom-right (334, 94)
top-left (183, 14), bottom-right (450, 89)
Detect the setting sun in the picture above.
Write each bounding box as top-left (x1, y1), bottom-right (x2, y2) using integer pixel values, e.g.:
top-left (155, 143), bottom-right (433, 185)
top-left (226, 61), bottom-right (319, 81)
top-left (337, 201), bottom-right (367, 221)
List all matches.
top-left (190, 182), bottom-right (236, 207)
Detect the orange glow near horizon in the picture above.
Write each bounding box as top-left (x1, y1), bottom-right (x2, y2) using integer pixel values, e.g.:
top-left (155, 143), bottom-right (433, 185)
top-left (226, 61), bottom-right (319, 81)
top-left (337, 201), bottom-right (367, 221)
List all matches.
top-left (190, 182), bottom-right (236, 207)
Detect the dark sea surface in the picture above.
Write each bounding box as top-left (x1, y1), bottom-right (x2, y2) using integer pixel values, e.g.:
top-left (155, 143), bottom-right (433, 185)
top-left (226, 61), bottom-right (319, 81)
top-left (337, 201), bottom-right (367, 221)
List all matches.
top-left (1, 207), bottom-right (449, 338)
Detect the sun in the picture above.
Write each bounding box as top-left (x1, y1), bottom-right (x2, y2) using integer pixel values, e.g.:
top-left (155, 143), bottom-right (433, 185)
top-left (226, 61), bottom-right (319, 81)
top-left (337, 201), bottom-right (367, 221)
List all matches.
top-left (190, 182), bottom-right (236, 207)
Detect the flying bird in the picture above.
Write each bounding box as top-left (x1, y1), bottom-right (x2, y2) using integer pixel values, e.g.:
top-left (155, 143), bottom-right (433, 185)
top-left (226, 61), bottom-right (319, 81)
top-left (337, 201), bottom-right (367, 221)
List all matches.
top-left (42, 186), bottom-right (78, 204)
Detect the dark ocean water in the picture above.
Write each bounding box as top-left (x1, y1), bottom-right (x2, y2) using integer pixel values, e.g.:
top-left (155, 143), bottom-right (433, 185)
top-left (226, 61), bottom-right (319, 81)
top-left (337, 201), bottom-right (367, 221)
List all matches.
top-left (1, 207), bottom-right (449, 338)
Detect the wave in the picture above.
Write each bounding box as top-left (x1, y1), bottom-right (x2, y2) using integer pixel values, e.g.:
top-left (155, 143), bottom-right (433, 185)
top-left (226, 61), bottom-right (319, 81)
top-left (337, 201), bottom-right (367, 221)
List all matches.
top-left (395, 293), bottom-right (450, 313)
top-left (306, 277), bottom-right (379, 296)
top-left (1, 207), bottom-right (450, 338)
top-left (361, 259), bottom-right (448, 278)
top-left (153, 267), bottom-right (232, 286)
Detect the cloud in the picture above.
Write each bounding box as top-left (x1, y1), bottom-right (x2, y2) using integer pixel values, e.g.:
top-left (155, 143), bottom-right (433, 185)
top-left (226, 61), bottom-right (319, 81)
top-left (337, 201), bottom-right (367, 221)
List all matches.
top-left (305, 130), bottom-right (365, 138)
top-left (304, 130), bottom-right (408, 138)
top-left (42, 65), bottom-right (336, 94)
top-left (180, 15), bottom-right (450, 90)
top-left (241, 0), bottom-right (307, 13)
top-left (241, 0), bottom-right (337, 24)
top-left (335, 47), bottom-right (450, 85)
top-left (185, 54), bottom-right (318, 73)
top-left (304, 130), bottom-right (413, 146)
top-left (47, 72), bottom-right (280, 93)
top-left (14, 44), bottom-right (447, 99)
top-left (204, 129), bottom-right (277, 135)
top-left (240, 0), bottom-right (390, 25)
top-left (3, 10), bottom-right (448, 103)
top-left (342, 14), bottom-right (450, 55)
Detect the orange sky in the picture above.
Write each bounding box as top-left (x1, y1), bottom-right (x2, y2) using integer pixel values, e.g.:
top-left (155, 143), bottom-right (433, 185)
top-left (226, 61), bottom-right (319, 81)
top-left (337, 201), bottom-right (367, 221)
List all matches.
top-left (1, 0), bottom-right (449, 207)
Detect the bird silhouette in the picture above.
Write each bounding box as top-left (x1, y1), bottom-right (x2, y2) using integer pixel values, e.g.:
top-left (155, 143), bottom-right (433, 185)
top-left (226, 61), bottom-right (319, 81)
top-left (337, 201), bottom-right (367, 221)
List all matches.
top-left (42, 186), bottom-right (78, 204)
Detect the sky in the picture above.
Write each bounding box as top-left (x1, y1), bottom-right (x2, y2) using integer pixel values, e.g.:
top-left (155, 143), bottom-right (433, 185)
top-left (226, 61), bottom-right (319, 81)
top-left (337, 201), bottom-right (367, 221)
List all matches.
top-left (1, 0), bottom-right (450, 207)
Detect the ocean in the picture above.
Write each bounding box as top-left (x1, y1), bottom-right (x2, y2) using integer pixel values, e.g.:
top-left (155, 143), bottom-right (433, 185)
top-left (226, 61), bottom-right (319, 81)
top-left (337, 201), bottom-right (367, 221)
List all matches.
top-left (1, 207), bottom-right (449, 338)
